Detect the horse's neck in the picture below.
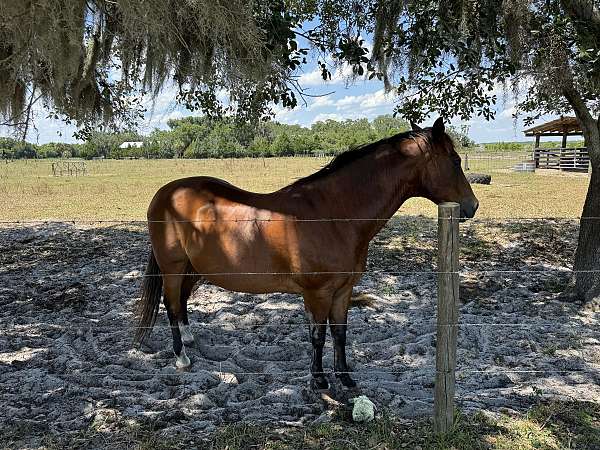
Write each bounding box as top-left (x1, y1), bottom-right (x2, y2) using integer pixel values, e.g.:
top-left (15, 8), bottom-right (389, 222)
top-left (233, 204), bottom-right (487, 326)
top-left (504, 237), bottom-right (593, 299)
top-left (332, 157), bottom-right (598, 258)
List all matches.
top-left (306, 149), bottom-right (418, 235)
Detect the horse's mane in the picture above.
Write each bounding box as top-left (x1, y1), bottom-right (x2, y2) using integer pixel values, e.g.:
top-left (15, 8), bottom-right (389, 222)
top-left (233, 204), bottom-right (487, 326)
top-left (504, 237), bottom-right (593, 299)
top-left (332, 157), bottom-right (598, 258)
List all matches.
top-left (290, 129), bottom-right (429, 186)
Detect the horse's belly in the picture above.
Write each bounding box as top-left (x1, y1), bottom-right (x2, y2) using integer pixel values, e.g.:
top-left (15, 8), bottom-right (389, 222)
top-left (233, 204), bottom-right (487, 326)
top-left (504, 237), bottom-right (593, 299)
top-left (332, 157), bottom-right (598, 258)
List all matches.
top-left (201, 273), bottom-right (301, 294)
top-left (187, 233), bottom-right (301, 294)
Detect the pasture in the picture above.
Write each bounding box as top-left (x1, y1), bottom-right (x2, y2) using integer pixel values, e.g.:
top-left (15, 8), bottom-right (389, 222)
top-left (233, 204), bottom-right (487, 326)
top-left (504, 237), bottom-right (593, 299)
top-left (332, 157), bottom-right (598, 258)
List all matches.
top-left (1, 157), bottom-right (599, 448)
top-left (0, 156), bottom-right (591, 220)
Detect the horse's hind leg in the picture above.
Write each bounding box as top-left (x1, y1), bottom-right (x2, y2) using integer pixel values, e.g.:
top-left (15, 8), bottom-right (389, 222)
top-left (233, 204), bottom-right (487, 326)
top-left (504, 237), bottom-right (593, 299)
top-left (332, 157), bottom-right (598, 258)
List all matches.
top-left (303, 289), bottom-right (333, 391)
top-left (162, 268), bottom-right (191, 370)
top-left (178, 269), bottom-right (200, 346)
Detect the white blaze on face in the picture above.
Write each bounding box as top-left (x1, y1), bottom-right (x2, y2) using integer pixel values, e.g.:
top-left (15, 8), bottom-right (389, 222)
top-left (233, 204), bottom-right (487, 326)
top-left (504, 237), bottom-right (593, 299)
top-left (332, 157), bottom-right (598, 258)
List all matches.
top-left (179, 321), bottom-right (194, 345)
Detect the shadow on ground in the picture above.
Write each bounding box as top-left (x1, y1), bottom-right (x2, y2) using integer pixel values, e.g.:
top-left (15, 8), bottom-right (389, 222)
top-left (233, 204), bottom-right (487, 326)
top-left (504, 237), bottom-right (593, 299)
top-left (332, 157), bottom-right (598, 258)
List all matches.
top-left (0, 217), bottom-right (598, 445)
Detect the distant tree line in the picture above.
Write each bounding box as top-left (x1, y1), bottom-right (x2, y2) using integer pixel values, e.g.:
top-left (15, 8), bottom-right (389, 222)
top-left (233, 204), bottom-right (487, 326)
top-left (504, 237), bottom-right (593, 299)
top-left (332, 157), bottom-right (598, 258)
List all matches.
top-left (481, 140), bottom-right (585, 152)
top-left (0, 115), bottom-right (477, 160)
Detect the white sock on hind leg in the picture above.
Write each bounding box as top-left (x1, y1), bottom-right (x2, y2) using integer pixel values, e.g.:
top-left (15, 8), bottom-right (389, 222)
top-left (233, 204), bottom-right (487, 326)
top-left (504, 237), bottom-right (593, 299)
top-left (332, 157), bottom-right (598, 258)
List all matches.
top-left (175, 346), bottom-right (191, 369)
top-left (179, 321), bottom-right (194, 345)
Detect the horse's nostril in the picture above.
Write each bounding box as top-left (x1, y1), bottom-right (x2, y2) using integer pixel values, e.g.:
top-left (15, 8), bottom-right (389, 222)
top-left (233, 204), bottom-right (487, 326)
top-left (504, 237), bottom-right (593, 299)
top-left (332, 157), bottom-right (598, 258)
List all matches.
top-left (461, 199), bottom-right (479, 219)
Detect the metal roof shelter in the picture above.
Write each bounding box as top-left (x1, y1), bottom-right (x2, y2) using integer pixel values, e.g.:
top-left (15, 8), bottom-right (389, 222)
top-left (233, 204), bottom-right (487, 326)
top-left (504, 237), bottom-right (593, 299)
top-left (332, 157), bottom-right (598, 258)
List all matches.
top-left (523, 116), bottom-right (589, 172)
top-left (523, 116), bottom-right (583, 138)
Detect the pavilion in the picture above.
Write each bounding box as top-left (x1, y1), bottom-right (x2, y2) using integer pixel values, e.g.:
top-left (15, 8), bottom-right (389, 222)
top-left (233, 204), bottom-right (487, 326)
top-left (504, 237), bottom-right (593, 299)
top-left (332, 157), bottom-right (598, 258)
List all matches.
top-left (523, 116), bottom-right (589, 172)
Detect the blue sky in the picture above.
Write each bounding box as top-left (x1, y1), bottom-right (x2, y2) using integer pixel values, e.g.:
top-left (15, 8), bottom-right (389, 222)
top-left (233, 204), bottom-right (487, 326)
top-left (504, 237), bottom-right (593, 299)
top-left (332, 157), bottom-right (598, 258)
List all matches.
top-left (3, 50), bottom-right (561, 145)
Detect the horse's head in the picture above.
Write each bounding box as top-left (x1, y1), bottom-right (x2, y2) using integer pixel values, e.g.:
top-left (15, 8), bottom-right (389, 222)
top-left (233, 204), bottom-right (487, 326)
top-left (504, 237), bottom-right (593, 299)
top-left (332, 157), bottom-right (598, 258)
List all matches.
top-left (411, 118), bottom-right (479, 220)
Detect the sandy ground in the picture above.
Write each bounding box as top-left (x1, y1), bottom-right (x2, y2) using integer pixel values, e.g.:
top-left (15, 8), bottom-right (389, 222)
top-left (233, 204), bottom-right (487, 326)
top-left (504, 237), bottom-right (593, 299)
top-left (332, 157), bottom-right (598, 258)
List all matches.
top-left (0, 218), bottom-right (598, 441)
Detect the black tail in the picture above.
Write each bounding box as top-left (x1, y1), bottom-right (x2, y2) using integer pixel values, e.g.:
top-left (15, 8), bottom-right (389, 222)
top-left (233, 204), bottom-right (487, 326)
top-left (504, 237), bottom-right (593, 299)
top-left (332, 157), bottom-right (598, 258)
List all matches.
top-left (134, 249), bottom-right (163, 345)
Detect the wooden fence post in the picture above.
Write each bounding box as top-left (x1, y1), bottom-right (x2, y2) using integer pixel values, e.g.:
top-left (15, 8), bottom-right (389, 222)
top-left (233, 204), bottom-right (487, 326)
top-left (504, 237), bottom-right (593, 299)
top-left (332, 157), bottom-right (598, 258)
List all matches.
top-left (434, 202), bottom-right (460, 434)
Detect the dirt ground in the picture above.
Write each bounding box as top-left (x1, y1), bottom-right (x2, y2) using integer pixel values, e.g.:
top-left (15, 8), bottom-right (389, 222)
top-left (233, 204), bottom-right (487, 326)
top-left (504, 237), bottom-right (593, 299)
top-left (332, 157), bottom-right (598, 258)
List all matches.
top-left (0, 217), bottom-right (598, 445)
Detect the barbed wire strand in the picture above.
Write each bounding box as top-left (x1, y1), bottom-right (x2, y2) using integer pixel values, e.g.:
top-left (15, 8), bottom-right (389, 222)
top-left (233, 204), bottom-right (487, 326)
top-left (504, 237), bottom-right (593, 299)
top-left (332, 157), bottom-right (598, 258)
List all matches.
top-left (4, 322), bottom-right (597, 330)
top-left (0, 216), bottom-right (597, 224)
top-left (32, 268), bottom-right (599, 276)
top-left (4, 265), bottom-right (593, 276)
top-left (32, 368), bottom-right (599, 379)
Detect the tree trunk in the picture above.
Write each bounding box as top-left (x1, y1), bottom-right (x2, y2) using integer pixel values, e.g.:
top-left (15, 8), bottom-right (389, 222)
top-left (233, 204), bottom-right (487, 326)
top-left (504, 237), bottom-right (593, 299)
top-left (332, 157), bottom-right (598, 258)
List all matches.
top-left (573, 127), bottom-right (600, 303)
top-left (562, 86), bottom-right (600, 302)
top-left (559, 0), bottom-right (600, 303)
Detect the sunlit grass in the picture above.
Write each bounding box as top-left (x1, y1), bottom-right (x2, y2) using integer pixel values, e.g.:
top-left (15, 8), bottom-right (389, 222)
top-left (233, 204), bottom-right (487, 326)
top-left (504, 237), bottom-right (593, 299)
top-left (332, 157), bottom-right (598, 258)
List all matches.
top-left (0, 158), bottom-right (590, 220)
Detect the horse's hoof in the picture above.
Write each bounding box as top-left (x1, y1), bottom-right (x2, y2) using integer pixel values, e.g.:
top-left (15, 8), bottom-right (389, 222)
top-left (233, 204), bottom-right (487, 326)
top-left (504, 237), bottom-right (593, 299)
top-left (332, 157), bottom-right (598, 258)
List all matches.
top-left (175, 350), bottom-right (191, 371)
top-left (336, 373), bottom-right (357, 389)
top-left (176, 359), bottom-right (191, 372)
top-left (176, 363), bottom-right (191, 372)
top-left (311, 376), bottom-right (329, 391)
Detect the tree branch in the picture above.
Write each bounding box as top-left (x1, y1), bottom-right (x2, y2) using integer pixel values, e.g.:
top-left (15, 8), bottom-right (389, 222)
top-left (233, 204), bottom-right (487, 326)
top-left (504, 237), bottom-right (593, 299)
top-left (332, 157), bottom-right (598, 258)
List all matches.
top-left (20, 85), bottom-right (37, 141)
top-left (560, 0), bottom-right (600, 30)
top-left (0, 85), bottom-right (42, 141)
top-left (560, 0), bottom-right (600, 51)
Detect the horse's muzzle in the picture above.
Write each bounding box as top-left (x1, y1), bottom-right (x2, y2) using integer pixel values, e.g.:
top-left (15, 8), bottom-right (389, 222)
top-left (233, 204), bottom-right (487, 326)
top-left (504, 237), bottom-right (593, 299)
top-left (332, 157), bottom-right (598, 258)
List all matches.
top-left (460, 198), bottom-right (479, 222)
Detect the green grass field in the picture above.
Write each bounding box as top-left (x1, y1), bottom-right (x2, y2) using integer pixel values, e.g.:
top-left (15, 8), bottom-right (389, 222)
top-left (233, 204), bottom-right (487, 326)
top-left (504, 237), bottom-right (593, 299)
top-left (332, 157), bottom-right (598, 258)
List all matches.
top-left (0, 157), bottom-right (591, 220)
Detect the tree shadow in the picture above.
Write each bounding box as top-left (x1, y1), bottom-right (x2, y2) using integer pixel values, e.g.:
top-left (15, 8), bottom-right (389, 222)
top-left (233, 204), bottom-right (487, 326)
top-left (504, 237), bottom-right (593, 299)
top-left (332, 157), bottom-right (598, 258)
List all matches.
top-left (374, 216), bottom-right (599, 414)
top-left (0, 217), bottom-right (598, 444)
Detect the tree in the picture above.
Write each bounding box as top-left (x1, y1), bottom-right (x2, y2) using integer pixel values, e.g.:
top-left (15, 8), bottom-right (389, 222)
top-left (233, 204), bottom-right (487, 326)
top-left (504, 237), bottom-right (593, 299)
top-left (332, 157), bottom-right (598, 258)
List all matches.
top-left (166, 121), bottom-right (210, 158)
top-left (143, 130), bottom-right (177, 159)
top-left (2, 0), bottom-right (599, 300)
top-left (298, 1), bottom-right (599, 301)
top-left (38, 142), bottom-right (77, 158)
top-left (0, 137), bottom-right (18, 158)
top-left (0, 0), bottom-right (303, 138)
top-left (446, 125), bottom-right (475, 150)
top-left (80, 130), bottom-right (142, 159)
top-left (193, 123), bottom-right (244, 158)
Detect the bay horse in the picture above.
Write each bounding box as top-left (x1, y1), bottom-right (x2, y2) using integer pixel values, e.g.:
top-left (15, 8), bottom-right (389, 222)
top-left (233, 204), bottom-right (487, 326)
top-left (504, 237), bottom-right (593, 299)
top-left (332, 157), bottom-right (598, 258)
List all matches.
top-left (134, 118), bottom-right (478, 390)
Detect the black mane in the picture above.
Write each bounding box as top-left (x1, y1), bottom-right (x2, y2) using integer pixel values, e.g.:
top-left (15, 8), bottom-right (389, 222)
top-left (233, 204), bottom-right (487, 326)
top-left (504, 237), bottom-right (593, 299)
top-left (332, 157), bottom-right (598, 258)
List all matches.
top-left (290, 129), bottom-right (427, 186)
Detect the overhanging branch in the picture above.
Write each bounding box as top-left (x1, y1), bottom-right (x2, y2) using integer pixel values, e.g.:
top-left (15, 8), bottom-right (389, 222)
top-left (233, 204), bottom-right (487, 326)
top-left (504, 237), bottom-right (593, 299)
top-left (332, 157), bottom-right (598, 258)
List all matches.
top-left (560, 0), bottom-right (600, 49)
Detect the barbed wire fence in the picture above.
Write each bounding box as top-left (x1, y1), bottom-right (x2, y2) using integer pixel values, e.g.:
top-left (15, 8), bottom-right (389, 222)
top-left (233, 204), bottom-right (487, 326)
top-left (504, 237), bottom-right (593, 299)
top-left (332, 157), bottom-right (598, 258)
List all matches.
top-left (1, 210), bottom-right (599, 433)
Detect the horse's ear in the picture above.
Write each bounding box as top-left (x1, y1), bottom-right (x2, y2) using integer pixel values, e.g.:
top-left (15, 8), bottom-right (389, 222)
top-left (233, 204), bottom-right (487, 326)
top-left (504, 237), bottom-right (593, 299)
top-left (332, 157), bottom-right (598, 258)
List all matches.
top-left (432, 117), bottom-right (445, 136)
top-left (410, 121), bottom-right (422, 131)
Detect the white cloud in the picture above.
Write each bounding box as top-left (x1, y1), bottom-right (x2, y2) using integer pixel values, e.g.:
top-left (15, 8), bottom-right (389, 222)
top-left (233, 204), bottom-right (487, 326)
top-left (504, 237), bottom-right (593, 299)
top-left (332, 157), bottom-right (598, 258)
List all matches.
top-left (334, 89), bottom-right (395, 110)
top-left (360, 89), bottom-right (396, 109)
top-left (296, 62), bottom-right (366, 88)
top-left (307, 95), bottom-right (335, 110)
top-left (336, 94), bottom-right (363, 107)
top-left (500, 106), bottom-right (517, 118)
top-left (298, 69), bottom-right (327, 87)
top-left (273, 105), bottom-right (304, 124)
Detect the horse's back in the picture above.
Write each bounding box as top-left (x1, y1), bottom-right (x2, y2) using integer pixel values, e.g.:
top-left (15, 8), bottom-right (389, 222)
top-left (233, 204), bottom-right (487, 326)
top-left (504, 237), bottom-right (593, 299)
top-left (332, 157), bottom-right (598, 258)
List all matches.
top-left (145, 175), bottom-right (358, 294)
top-left (148, 176), bottom-right (265, 220)
top-left (146, 176), bottom-right (296, 288)
top-left (151, 176), bottom-right (247, 204)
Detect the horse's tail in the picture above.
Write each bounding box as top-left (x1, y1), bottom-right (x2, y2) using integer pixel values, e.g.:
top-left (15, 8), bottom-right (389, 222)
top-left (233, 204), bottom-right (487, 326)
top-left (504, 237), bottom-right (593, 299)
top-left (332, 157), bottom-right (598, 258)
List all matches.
top-left (134, 249), bottom-right (163, 345)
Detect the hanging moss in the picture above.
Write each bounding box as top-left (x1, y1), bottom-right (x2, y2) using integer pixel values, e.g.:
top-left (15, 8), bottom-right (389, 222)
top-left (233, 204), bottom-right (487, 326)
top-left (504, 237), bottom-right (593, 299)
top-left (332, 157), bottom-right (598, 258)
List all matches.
top-left (0, 0), bottom-right (287, 130)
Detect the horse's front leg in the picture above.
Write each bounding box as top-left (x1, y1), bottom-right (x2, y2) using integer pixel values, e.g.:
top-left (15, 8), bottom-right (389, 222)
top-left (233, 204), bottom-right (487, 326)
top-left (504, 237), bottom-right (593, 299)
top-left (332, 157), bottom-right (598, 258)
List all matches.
top-left (309, 318), bottom-right (328, 390)
top-left (330, 285), bottom-right (356, 388)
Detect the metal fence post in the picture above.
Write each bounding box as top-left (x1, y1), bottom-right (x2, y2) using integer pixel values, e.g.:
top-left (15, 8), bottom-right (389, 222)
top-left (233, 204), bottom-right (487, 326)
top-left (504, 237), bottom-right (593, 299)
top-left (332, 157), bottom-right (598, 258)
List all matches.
top-left (434, 202), bottom-right (460, 433)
